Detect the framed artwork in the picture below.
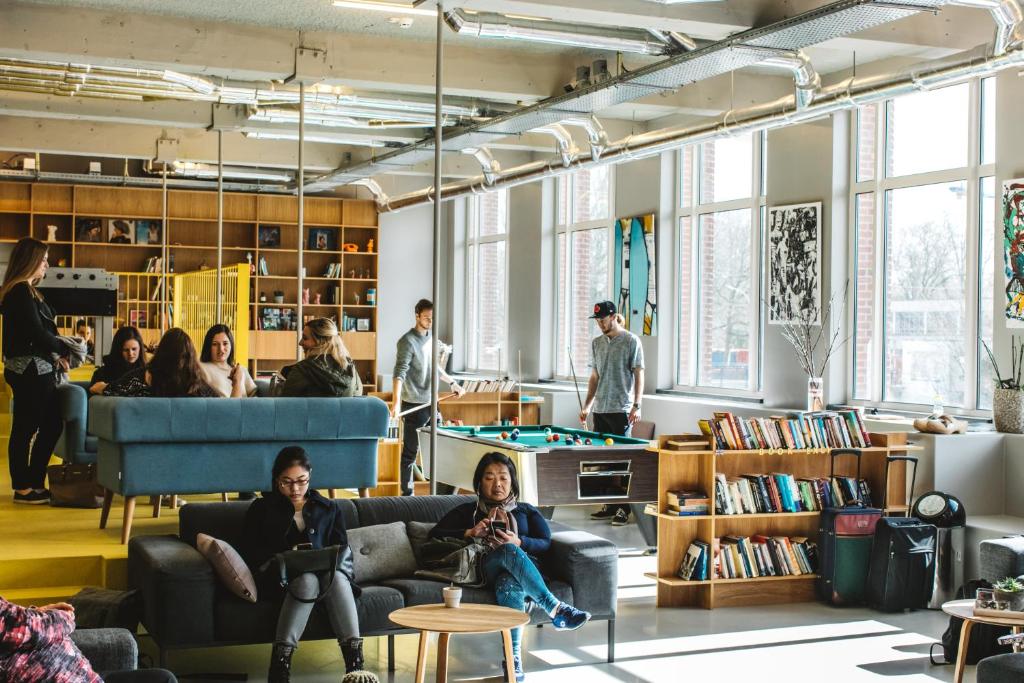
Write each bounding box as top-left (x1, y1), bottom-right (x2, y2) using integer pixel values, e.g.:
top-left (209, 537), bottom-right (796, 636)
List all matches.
top-left (259, 225), bottom-right (281, 248)
top-left (308, 228), bottom-right (336, 251)
top-left (1004, 179), bottom-right (1024, 326)
top-left (613, 213), bottom-right (658, 335)
top-left (107, 218), bottom-right (135, 245)
top-left (128, 309), bottom-right (148, 328)
top-left (356, 318), bottom-right (370, 332)
top-left (767, 202), bottom-right (821, 325)
top-left (76, 218), bottom-right (103, 243)
top-left (135, 220), bottom-right (162, 245)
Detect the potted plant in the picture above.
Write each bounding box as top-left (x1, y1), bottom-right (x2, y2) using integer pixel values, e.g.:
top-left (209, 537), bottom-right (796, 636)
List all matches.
top-left (981, 337), bottom-right (1024, 433)
top-left (993, 576), bottom-right (1024, 611)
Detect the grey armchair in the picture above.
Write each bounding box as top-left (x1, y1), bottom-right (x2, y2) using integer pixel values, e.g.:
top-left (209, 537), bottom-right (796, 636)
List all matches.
top-left (978, 633), bottom-right (1024, 683)
top-left (71, 627), bottom-right (138, 675)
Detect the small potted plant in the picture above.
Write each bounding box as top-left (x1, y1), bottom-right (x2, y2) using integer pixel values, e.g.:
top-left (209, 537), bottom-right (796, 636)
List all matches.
top-left (993, 577), bottom-right (1024, 611)
top-left (982, 337), bottom-right (1024, 433)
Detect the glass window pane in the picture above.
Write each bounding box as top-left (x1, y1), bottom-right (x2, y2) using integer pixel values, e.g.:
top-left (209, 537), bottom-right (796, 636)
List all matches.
top-left (885, 83), bottom-right (969, 177)
top-left (477, 190), bottom-right (508, 237)
top-left (466, 245), bottom-right (477, 369)
top-left (680, 146), bottom-right (694, 208)
top-left (571, 166), bottom-right (611, 223)
top-left (760, 130), bottom-right (768, 198)
top-left (475, 241), bottom-right (507, 371)
top-left (979, 176), bottom-right (995, 409)
top-left (982, 77), bottom-right (996, 166)
top-left (699, 132), bottom-right (753, 205)
top-left (853, 193), bottom-right (877, 400)
top-left (557, 176), bottom-right (569, 226)
top-left (697, 209), bottom-right (752, 389)
top-left (883, 181), bottom-right (967, 406)
top-left (556, 232), bottom-right (568, 377)
top-left (857, 104), bottom-right (878, 182)
top-left (677, 216), bottom-right (693, 385)
top-left (570, 228), bottom-right (609, 373)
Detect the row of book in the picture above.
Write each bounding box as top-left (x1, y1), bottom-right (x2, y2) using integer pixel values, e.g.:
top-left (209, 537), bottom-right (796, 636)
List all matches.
top-left (460, 378), bottom-right (518, 393)
top-left (323, 262), bottom-right (344, 278)
top-left (714, 472), bottom-right (873, 515)
top-left (678, 535), bottom-right (819, 581)
top-left (698, 409), bottom-right (872, 451)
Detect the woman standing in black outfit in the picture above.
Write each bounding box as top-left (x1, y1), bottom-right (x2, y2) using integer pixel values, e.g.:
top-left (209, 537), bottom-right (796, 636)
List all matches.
top-left (0, 238), bottom-right (67, 504)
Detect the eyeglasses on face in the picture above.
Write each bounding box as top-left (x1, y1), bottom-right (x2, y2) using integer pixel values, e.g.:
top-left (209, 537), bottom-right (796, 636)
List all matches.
top-left (278, 478), bottom-right (310, 489)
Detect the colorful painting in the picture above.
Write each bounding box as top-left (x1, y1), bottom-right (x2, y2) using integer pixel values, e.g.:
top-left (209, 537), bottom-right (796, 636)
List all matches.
top-left (1004, 179), bottom-right (1024, 326)
top-left (768, 202), bottom-right (821, 325)
top-left (613, 214), bottom-right (657, 335)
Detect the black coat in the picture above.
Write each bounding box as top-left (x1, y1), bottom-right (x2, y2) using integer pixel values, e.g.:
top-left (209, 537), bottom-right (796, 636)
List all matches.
top-left (0, 283), bottom-right (62, 360)
top-left (243, 488), bottom-right (359, 596)
top-left (430, 501), bottom-right (552, 558)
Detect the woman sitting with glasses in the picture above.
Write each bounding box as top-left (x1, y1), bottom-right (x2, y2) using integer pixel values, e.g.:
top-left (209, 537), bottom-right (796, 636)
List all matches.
top-left (429, 451), bottom-right (591, 682)
top-left (279, 318), bottom-right (362, 397)
top-left (243, 447), bottom-right (376, 683)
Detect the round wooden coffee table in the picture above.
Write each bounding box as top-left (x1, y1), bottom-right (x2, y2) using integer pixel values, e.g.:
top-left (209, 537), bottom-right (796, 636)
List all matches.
top-left (942, 599), bottom-right (1024, 683)
top-left (390, 603), bottom-right (530, 683)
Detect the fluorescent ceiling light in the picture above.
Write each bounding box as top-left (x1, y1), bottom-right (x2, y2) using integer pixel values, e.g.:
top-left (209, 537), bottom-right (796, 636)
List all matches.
top-left (244, 130), bottom-right (387, 147)
top-left (332, 0), bottom-right (437, 16)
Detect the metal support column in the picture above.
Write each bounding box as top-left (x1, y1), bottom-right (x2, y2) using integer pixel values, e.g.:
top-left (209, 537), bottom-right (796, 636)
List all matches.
top-left (161, 167), bottom-right (169, 332)
top-left (216, 130), bottom-right (224, 322)
top-left (429, 2), bottom-right (444, 494)
top-left (297, 81), bottom-right (306, 358)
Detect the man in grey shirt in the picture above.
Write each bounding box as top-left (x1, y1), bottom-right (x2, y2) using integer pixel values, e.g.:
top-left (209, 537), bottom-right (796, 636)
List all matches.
top-left (392, 299), bottom-right (464, 495)
top-left (579, 300), bottom-right (645, 526)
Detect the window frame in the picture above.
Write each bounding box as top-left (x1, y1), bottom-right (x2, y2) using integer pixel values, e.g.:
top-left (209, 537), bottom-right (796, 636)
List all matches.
top-left (848, 79), bottom-right (994, 415)
top-left (675, 131), bottom-right (767, 398)
top-left (464, 190), bottom-right (510, 374)
top-left (552, 168), bottom-right (616, 381)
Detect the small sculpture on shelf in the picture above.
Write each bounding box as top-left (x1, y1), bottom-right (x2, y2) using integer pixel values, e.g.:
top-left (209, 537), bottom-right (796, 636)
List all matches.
top-left (46, 225), bottom-right (58, 242)
top-left (313, 292), bottom-right (321, 305)
top-left (366, 238), bottom-right (374, 252)
top-left (259, 292), bottom-right (267, 303)
top-left (302, 287), bottom-right (310, 305)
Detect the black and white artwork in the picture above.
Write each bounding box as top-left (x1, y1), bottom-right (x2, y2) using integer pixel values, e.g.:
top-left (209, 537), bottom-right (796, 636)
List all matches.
top-left (767, 202), bottom-right (821, 325)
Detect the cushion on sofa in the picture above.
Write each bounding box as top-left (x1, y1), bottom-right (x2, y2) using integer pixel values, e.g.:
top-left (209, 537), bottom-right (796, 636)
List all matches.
top-left (406, 521), bottom-right (435, 564)
top-left (196, 534), bottom-right (258, 603)
top-left (348, 522), bottom-right (418, 583)
top-left (352, 494), bottom-right (475, 527)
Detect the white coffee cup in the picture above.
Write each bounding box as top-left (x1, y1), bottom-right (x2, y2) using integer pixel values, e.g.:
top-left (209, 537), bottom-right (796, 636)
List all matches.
top-left (442, 586), bottom-right (462, 608)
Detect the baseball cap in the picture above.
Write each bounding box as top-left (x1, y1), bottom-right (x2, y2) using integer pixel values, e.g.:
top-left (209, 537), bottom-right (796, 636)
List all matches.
top-left (590, 301), bottom-right (616, 319)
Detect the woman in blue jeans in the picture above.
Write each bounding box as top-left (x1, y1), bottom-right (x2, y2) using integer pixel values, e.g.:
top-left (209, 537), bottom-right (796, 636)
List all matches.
top-left (429, 452), bottom-right (591, 681)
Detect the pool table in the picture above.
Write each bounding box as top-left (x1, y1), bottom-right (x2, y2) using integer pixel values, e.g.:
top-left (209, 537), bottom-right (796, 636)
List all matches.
top-left (418, 424), bottom-right (658, 507)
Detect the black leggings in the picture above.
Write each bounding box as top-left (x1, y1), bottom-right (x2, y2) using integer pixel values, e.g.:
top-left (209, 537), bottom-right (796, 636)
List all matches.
top-left (4, 365), bottom-right (62, 490)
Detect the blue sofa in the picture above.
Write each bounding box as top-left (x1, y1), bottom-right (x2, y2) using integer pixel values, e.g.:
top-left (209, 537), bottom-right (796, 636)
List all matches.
top-left (55, 382), bottom-right (97, 464)
top-left (88, 394), bottom-right (390, 543)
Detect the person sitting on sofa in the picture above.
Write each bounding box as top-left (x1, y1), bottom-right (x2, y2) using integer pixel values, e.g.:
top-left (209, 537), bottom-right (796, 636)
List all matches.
top-left (243, 447), bottom-right (377, 683)
top-left (279, 317), bottom-right (362, 397)
top-left (103, 328), bottom-right (218, 398)
top-left (429, 451), bottom-right (592, 682)
top-left (0, 596), bottom-right (177, 682)
top-left (199, 324), bottom-right (257, 398)
top-left (88, 325), bottom-right (146, 395)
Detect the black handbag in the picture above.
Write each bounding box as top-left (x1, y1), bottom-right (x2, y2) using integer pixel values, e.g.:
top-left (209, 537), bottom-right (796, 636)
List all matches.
top-left (272, 545), bottom-right (354, 604)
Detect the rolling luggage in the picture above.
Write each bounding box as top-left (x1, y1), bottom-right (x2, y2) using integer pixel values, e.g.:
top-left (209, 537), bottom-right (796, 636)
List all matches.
top-left (817, 448), bottom-right (882, 606)
top-left (866, 455), bottom-right (937, 611)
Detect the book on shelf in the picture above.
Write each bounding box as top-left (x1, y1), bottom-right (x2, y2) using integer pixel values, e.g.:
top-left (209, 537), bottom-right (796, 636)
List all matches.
top-left (459, 378), bottom-right (517, 393)
top-left (665, 489), bottom-right (709, 516)
top-left (714, 471), bottom-right (873, 514)
top-left (677, 540), bottom-right (710, 581)
top-left (698, 409), bottom-right (872, 451)
top-left (713, 535), bottom-right (818, 579)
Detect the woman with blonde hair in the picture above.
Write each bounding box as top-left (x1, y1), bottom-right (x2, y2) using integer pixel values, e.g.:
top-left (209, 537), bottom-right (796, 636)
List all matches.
top-left (280, 317), bottom-right (362, 397)
top-left (0, 237), bottom-right (68, 504)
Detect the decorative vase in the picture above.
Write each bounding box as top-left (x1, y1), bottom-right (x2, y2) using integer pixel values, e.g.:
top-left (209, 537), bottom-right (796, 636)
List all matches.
top-left (46, 225), bottom-right (58, 242)
top-left (807, 376), bottom-right (824, 412)
top-left (993, 387), bottom-right (1024, 434)
top-left (994, 589), bottom-right (1024, 611)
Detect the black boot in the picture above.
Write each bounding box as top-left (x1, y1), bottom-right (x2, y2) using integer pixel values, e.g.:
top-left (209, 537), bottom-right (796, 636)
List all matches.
top-left (340, 637), bottom-right (365, 673)
top-left (268, 642), bottom-right (295, 683)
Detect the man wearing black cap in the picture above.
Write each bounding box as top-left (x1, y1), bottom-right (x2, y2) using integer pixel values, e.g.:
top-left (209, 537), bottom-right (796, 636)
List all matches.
top-left (579, 300), bottom-right (645, 526)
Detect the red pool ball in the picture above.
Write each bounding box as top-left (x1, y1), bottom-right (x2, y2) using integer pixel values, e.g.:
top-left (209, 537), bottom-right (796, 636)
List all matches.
top-left (584, 438), bottom-right (592, 445)
top-left (552, 433), bottom-right (560, 441)
top-left (500, 431), bottom-right (509, 439)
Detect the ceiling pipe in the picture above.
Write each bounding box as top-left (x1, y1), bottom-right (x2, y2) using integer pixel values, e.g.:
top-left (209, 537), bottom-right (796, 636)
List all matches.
top-left (0, 168), bottom-right (293, 193)
top-left (949, 0), bottom-right (1024, 55)
top-left (561, 116), bottom-right (609, 160)
top-left (351, 178), bottom-right (387, 203)
top-left (378, 43), bottom-right (1024, 212)
top-left (647, 28), bottom-right (698, 52)
top-left (532, 124), bottom-right (579, 167)
top-left (461, 147), bottom-right (501, 185)
top-left (751, 48), bottom-right (821, 109)
top-left (442, 8), bottom-right (694, 56)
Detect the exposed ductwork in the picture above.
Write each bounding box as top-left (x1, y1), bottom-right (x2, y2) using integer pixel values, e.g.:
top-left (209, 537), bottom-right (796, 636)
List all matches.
top-left (143, 160), bottom-right (294, 183)
top-left (950, 0), bottom-right (1024, 54)
top-left (351, 178), bottom-right (388, 203)
top-left (531, 124), bottom-right (579, 167)
top-left (442, 9), bottom-right (697, 56)
top-left (561, 117), bottom-right (609, 160)
top-left (374, 42), bottom-right (1024, 212)
top-left (461, 147), bottom-right (501, 185)
top-left (753, 48), bottom-right (821, 109)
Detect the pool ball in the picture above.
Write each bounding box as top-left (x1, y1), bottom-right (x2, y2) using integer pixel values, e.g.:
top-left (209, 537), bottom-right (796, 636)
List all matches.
top-left (545, 435), bottom-right (554, 442)
top-left (510, 432), bottom-right (519, 441)
top-left (543, 427), bottom-right (552, 436)
top-left (604, 438), bottom-right (614, 446)
top-left (500, 431), bottom-right (509, 439)
top-left (552, 433), bottom-right (560, 441)
top-left (584, 438), bottom-right (592, 445)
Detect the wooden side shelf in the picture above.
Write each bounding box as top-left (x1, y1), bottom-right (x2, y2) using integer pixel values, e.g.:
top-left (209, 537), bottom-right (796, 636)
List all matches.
top-left (653, 431), bottom-right (913, 609)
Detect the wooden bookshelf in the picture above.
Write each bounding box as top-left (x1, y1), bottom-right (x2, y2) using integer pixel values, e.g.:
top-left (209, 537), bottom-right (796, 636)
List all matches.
top-left (651, 431), bottom-right (914, 609)
top-left (0, 181), bottom-right (379, 388)
top-left (369, 390), bottom-right (541, 427)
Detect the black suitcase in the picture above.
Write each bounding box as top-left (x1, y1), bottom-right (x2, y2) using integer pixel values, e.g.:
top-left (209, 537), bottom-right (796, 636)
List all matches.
top-left (817, 449), bottom-right (883, 606)
top-left (866, 455), bottom-right (937, 611)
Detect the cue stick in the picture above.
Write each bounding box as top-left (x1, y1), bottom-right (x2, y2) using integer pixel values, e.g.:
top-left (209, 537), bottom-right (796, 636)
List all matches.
top-left (566, 346), bottom-right (585, 416)
top-left (396, 392), bottom-right (457, 418)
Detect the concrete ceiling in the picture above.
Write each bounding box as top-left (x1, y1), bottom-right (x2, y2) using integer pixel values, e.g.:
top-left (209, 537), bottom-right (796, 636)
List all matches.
top-left (0, 0), bottom-right (1006, 191)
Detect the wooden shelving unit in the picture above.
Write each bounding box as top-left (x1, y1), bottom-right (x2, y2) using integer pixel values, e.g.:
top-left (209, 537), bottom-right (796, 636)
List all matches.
top-left (369, 391), bottom-right (542, 427)
top-left (0, 181), bottom-right (379, 388)
top-left (650, 431), bottom-right (913, 609)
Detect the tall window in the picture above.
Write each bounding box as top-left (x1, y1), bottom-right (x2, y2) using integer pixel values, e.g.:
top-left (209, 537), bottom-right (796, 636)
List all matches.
top-left (852, 78), bottom-right (995, 411)
top-left (466, 190), bottom-right (509, 372)
top-left (677, 132), bottom-right (766, 393)
top-left (555, 167), bottom-right (613, 378)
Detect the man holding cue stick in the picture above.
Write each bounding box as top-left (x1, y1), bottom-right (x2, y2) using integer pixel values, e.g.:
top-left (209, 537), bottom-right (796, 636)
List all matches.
top-left (392, 299), bottom-right (465, 496)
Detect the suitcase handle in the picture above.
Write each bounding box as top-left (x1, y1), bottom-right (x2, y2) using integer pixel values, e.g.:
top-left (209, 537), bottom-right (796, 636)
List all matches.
top-left (883, 455), bottom-right (919, 513)
top-left (830, 448), bottom-right (866, 507)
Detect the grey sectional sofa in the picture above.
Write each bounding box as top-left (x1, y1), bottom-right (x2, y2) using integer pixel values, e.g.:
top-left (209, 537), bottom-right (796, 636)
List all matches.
top-left (128, 495), bottom-right (619, 670)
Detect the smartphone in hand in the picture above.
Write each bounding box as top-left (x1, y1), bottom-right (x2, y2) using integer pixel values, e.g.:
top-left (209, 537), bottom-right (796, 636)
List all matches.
top-left (292, 542), bottom-right (313, 551)
top-left (489, 520), bottom-right (507, 537)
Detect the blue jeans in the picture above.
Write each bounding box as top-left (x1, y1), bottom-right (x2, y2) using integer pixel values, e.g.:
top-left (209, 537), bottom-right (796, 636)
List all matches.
top-left (482, 544), bottom-right (560, 657)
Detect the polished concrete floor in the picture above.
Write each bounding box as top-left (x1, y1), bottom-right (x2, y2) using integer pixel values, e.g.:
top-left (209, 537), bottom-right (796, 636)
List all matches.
top-left (154, 505), bottom-right (965, 683)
